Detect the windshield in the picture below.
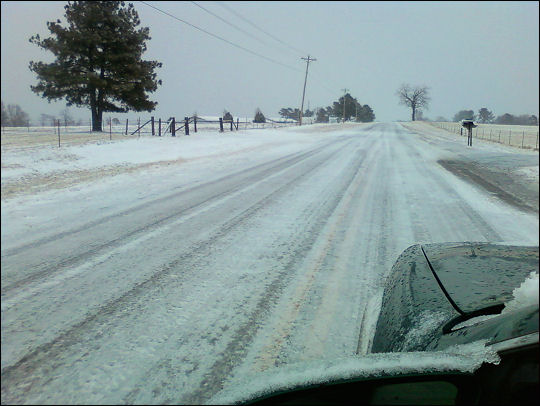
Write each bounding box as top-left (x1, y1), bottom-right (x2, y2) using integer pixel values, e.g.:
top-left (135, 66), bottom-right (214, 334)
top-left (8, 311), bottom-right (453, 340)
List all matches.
top-left (1, 1), bottom-right (538, 404)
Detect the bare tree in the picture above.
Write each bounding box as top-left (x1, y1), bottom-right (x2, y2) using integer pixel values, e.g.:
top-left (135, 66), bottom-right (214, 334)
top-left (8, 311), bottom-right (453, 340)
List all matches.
top-left (60, 108), bottom-right (74, 127)
top-left (396, 84), bottom-right (430, 121)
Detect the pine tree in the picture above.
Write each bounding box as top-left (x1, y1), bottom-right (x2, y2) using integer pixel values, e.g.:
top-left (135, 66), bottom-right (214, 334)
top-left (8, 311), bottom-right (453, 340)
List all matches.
top-left (253, 108), bottom-right (266, 123)
top-left (29, 1), bottom-right (162, 132)
top-left (477, 108), bottom-right (495, 124)
top-left (223, 111), bottom-right (233, 122)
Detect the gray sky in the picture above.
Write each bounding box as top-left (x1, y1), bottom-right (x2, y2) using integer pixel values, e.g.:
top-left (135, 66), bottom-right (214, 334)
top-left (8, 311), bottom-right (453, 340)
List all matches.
top-left (1, 1), bottom-right (538, 124)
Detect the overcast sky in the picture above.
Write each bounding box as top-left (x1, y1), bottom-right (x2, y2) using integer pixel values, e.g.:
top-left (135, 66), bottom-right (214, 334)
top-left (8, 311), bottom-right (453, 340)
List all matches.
top-left (1, 1), bottom-right (538, 124)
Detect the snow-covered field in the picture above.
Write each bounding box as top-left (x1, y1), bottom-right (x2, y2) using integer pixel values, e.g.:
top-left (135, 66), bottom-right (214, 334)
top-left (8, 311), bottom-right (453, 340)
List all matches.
top-left (1, 122), bottom-right (538, 404)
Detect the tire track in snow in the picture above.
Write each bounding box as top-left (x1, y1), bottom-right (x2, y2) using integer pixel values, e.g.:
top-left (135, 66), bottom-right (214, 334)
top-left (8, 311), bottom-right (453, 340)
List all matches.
top-left (0, 138), bottom-right (363, 403)
top-left (1, 141), bottom-right (339, 296)
top-left (397, 130), bottom-right (502, 242)
top-left (177, 144), bottom-right (373, 404)
top-left (249, 137), bottom-right (384, 369)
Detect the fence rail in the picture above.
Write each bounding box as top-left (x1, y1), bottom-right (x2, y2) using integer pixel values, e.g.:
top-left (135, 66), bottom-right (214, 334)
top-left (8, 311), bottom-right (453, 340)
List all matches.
top-left (1, 115), bottom-right (302, 149)
top-left (429, 122), bottom-right (539, 150)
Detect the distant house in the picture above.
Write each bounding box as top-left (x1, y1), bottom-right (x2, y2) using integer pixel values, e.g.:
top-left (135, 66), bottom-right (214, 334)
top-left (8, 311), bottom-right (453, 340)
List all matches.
top-left (329, 116), bottom-right (338, 123)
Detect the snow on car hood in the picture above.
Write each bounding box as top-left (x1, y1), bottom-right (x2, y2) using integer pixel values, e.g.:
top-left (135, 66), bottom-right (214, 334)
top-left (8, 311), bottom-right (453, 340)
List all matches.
top-left (207, 340), bottom-right (500, 405)
top-left (423, 243), bottom-right (539, 313)
top-left (501, 271), bottom-right (539, 315)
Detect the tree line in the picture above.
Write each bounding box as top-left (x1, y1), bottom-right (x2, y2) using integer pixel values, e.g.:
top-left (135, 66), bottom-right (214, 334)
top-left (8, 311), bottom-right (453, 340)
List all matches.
top-left (1, 100), bottom-right (125, 128)
top-left (1, 101), bottom-right (30, 127)
top-left (452, 109), bottom-right (538, 126)
top-left (276, 93), bottom-right (375, 124)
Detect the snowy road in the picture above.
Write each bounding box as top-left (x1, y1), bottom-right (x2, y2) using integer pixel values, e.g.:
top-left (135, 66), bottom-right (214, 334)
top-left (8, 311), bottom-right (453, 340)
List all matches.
top-left (1, 122), bottom-right (538, 404)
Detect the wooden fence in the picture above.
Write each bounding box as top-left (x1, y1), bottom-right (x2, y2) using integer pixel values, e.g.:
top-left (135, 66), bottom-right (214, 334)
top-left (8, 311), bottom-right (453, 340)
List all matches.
top-left (0, 115), bottom-right (301, 149)
top-left (127, 115), bottom-right (298, 137)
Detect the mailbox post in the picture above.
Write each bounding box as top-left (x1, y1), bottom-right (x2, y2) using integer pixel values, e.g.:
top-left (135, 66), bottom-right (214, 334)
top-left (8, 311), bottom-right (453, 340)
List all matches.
top-left (462, 120), bottom-right (477, 147)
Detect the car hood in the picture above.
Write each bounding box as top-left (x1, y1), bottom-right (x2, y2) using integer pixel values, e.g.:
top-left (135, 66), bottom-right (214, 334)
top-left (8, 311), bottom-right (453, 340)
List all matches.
top-left (422, 243), bottom-right (538, 314)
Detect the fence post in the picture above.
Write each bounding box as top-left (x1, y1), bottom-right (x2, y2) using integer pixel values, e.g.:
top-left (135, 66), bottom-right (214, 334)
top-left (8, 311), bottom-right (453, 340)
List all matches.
top-left (522, 131), bottom-right (525, 148)
top-left (151, 116), bottom-right (155, 136)
top-left (194, 116), bottom-right (197, 133)
top-left (499, 130), bottom-right (501, 142)
top-left (236, 118), bottom-right (239, 130)
top-left (125, 119), bottom-right (128, 135)
top-left (508, 130), bottom-right (511, 145)
top-left (158, 118), bottom-right (161, 137)
top-left (57, 119), bottom-right (61, 147)
top-left (185, 117), bottom-right (189, 135)
top-left (172, 117), bottom-right (176, 136)
top-left (219, 117), bottom-right (224, 132)
top-left (489, 129), bottom-right (492, 140)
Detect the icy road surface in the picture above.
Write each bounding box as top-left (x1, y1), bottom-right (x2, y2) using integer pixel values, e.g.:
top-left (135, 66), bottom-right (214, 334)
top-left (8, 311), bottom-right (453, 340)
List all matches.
top-left (1, 122), bottom-right (538, 404)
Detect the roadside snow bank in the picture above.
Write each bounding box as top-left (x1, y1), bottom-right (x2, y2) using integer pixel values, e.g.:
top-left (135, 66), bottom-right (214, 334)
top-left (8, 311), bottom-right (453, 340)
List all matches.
top-left (1, 125), bottom-right (366, 184)
top-left (1, 129), bottom-right (298, 182)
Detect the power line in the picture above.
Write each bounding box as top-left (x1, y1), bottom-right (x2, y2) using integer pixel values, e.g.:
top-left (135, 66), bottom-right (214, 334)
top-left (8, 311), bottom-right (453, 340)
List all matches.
top-left (214, 1), bottom-right (308, 57)
top-left (213, 2), bottom-right (343, 97)
top-left (140, 2), bottom-right (343, 110)
top-left (139, 1), bottom-right (302, 74)
top-left (190, 1), bottom-right (271, 48)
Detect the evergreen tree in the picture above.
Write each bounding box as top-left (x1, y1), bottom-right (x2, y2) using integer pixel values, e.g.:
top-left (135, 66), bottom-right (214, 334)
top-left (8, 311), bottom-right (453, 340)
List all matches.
top-left (29, 1), bottom-right (162, 132)
top-left (332, 93), bottom-right (358, 121)
top-left (494, 113), bottom-right (513, 124)
top-left (357, 104), bottom-right (375, 122)
top-left (315, 107), bottom-right (329, 123)
top-left (253, 108), bottom-right (266, 123)
top-left (278, 107), bottom-right (300, 121)
top-left (477, 108), bottom-right (495, 123)
top-left (223, 111), bottom-right (233, 122)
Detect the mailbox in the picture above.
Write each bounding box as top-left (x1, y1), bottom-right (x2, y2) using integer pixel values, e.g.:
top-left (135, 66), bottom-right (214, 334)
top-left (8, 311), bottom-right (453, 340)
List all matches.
top-left (461, 119), bottom-right (476, 146)
top-left (461, 119), bottom-right (477, 131)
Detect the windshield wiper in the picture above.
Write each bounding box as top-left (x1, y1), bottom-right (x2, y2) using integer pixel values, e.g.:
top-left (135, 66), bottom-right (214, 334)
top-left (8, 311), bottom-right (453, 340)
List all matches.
top-left (420, 245), bottom-right (505, 334)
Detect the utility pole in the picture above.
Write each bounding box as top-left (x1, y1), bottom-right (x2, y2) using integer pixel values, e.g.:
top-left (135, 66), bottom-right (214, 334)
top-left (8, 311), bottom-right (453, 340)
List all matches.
top-left (341, 88), bottom-right (349, 123)
top-left (299, 55), bottom-right (316, 126)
